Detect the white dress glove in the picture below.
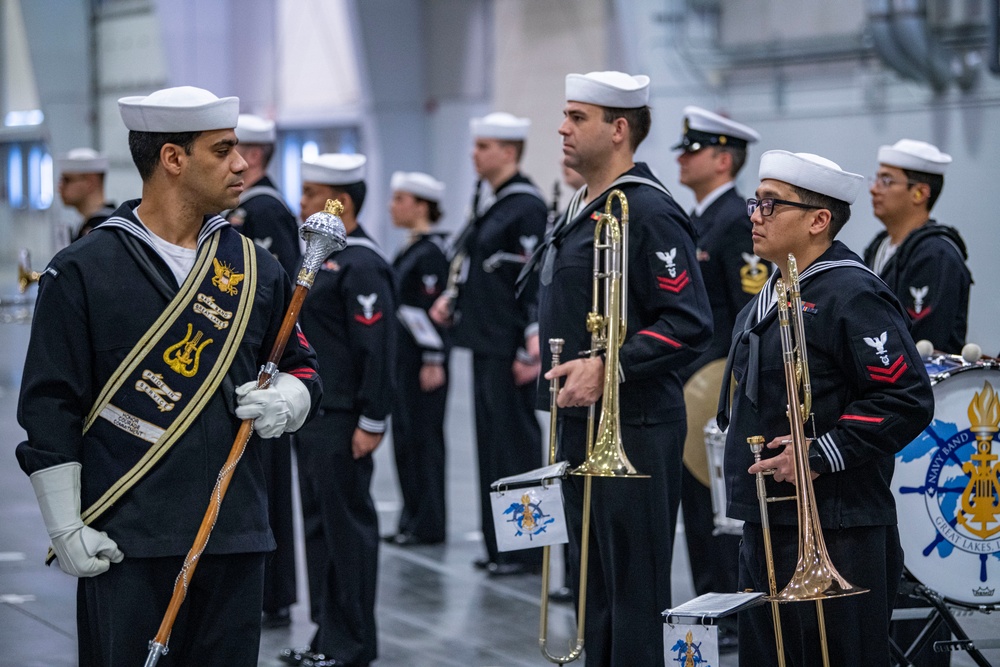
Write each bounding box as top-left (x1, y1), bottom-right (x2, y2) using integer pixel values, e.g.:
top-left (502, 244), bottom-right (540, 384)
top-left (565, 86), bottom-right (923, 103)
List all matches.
top-left (29, 462), bottom-right (124, 578)
top-left (235, 372), bottom-right (311, 438)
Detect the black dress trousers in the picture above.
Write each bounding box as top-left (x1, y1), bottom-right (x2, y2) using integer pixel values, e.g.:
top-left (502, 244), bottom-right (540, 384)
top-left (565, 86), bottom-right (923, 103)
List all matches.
top-left (296, 409), bottom-right (379, 665)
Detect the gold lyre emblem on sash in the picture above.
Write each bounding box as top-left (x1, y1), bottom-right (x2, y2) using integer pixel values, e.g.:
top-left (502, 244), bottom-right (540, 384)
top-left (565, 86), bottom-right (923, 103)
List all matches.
top-left (212, 258), bottom-right (245, 296)
top-left (163, 323), bottom-right (213, 378)
top-left (959, 381), bottom-right (1000, 539)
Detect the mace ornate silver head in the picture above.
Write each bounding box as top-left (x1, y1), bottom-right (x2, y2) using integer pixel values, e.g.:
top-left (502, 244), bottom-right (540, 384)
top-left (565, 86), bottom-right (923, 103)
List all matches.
top-left (297, 199), bottom-right (348, 288)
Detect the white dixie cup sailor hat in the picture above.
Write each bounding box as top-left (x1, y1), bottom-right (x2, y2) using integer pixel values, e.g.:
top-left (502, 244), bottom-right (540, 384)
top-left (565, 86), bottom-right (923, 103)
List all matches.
top-left (470, 112), bottom-right (531, 140)
top-left (390, 171), bottom-right (445, 203)
top-left (118, 86), bottom-right (240, 132)
top-left (301, 153), bottom-right (368, 186)
top-left (565, 71), bottom-right (650, 108)
top-left (877, 139), bottom-right (952, 175)
top-left (56, 148), bottom-right (109, 174)
top-left (759, 150), bottom-right (865, 204)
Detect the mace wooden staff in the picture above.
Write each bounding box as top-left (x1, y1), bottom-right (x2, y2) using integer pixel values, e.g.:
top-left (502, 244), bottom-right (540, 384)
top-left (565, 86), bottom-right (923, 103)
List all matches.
top-left (144, 200), bottom-right (346, 667)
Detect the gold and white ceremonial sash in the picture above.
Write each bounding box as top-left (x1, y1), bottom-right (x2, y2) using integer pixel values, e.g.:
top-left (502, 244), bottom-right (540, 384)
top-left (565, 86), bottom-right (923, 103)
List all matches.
top-left (77, 229), bottom-right (258, 530)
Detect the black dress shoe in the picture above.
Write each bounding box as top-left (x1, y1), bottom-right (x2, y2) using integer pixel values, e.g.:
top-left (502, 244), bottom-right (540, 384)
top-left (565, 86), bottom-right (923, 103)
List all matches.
top-left (549, 586), bottom-right (574, 603)
top-left (473, 557), bottom-right (493, 570)
top-left (389, 532), bottom-right (443, 546)
top-left (487, 561), bottom-right (540, 576)
top-left (262, 606), bottom-right (291, 628)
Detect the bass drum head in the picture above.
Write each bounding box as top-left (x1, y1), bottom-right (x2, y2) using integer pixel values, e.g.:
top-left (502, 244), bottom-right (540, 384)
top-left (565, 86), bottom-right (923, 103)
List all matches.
top-left (893, 362), bottom-right (1000, 607)
top-left (683, 358), bottom-right (727, 487)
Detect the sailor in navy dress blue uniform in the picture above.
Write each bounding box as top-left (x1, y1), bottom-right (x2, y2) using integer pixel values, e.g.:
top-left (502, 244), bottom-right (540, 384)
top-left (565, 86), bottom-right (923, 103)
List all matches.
top-left (430, 112), bottom-right (547, 575)
top-left (17, 87), bottom-right (321, 667)
top-left (289, 153), bottom-right (395, 667)
top-left (55, 148), bottom-right (116, 241)
top-left (719, 150), bottom-right (934, 667)
top-left (863, 138), bottom-right (972, 355)
top-left (863, 138), bottom-right (971, 666)
top-left (227, 115), bottom-right (301, 279)
top-left (386, 171), bottom-right (451, 546)
top-left (528, 72), bottom-right (713, 667)
top-left (672, 106), bottom-right (763, 650)
top-left (227, 113), bottom-right (302, 628)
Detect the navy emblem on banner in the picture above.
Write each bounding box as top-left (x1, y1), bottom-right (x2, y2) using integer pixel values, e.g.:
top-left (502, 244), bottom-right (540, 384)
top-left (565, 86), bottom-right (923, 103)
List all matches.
top-left (893, 365), bottom-right (1000, 606)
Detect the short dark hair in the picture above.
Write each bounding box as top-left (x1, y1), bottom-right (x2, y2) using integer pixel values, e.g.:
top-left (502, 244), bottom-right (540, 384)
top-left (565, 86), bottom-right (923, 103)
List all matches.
top-left (498, 139), bottom-right (525, 163)
top-left (254, 143), bottom-right (275, 167)
top-left (713, 145), bottom-right (748, 178)
top-left (330, 181), bottom-right (367, 216)
top-left (903, 168), bottom-right (944, 211)
top-left (415, 197), bottom-right (443, 223)
top-left (127, 130), bottom-right (201, 181)
top-left (601, 105), bottom-right (652, 152)
top-left (790, 185), bottom-right (852, 239)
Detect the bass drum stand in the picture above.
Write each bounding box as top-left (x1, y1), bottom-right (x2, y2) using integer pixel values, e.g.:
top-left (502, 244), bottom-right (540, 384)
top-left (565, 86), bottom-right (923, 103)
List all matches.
top-left (890, 573), bottom-right (996, 667)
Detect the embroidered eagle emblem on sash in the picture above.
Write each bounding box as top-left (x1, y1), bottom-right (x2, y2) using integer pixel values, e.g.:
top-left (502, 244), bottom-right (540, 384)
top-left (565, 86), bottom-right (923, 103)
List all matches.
top-left (212, 258), bottom-right (245, 296)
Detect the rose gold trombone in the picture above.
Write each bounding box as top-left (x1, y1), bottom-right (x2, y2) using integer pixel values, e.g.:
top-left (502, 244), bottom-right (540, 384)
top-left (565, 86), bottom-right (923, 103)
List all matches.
top-left (748, 253), bottom-right (867, 667)
top-left (143, 200), bottom-right (347, 667)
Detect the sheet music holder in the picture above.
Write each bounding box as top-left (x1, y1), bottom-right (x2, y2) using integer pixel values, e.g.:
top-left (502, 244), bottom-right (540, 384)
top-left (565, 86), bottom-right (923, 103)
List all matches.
top-left (397, 305), bottom-right (444, 349)
top-left (490, 462), bottom-right (569, 492)
top-left (662, 592), bottom-right (766, 626)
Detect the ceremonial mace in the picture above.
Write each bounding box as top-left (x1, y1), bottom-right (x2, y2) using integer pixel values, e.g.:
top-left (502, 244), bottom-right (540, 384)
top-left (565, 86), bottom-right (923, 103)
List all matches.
top-left (144, 200), bottom-right (346, 667)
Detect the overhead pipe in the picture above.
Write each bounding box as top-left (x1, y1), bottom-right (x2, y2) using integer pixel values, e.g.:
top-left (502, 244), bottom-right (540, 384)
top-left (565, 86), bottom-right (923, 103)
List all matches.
top-left (868, 0), bottom-right (934, 83)
top-left (890, 0), bottom-right (954, 90)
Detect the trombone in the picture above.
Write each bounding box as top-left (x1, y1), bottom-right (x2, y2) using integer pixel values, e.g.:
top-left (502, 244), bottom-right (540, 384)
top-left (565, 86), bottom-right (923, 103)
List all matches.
top-left (748, 253), bottom-right (867, 667)
top-left (538, 189), bottom-right (646, 665)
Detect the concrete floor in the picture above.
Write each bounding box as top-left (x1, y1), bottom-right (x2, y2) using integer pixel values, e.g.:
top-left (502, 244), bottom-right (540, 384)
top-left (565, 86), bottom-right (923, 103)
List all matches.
top-left (0, 321), bottom-right (996, 666)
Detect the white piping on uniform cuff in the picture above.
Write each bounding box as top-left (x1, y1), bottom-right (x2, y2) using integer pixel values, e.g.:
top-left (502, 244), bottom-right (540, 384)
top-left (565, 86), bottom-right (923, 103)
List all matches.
top-left (515, 347), bottom-right (535, 364)
top-left (524, 322), bottom-right (539, 339)
top-left (816, 433), bottom-right (844, 472)
top-left (358, 416), bottom-right (387, 433)
top-left (422, 352), bottom-right (446, 365)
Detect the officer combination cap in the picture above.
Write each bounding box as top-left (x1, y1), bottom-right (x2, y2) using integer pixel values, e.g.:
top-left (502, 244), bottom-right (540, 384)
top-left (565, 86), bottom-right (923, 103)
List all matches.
top-left (301, 153), bottom-right (367, 186)
top-left (390, 171), bottom-right (445, 203)
top-left (673, 105), bottom-right (761, 152)
top-left (565, 71), bottom-right (650, 109)
top-left (56, 148), bottom-right (109, 174)
top-left (235, 114), bottom-right (276, 144)
top-left (759, 150), bottom-right (864, 204)
top-left (118, 86), bottom-right (239, 132)
top-left (877, 138), bottom-right (951, 175)
top-left (470, 112), bottom-right (531, 140)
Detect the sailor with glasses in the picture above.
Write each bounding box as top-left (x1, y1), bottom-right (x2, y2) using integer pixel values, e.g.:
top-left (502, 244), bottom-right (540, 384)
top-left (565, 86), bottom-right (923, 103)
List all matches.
top-left (862, 139), bottom-right (971, 354)
top-left (721, 150), bottom-right (933, 667)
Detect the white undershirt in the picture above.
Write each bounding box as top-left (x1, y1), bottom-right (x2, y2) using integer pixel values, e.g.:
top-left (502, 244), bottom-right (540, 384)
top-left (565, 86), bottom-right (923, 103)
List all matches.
top-left (133, 207), bottom-right (198, 285)
top-left (871, 237), bottom-right (899, 275)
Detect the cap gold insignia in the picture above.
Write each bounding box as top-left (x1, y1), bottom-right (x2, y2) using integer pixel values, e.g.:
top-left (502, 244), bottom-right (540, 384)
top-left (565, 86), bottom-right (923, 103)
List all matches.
top-left (212, 258), bottom-right (245, 296)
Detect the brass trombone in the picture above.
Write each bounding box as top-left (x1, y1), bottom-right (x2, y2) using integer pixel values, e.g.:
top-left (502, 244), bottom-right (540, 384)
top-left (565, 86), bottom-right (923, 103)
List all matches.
top-left (749, 253), bottom-right (867, 667)
top-left (538, 189), bottom-right (647, 665)
top-left (18, 249), bottom-right (41, 293)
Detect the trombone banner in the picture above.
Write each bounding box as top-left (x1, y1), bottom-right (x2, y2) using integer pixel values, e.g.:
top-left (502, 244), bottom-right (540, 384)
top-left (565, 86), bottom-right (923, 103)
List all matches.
top-left (490, 480), bottom-right (568, 552)
top-left (490, 462), bottom-right (570, 552)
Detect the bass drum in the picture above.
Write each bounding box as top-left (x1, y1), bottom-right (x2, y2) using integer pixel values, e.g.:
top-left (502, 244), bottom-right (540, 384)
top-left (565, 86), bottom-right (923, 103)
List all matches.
top-left (892, 357), bottom-right (1000, 608)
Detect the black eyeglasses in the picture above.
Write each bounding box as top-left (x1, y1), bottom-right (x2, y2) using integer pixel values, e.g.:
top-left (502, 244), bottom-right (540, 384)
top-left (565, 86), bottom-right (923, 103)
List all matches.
top-left (746, 197), bottom-right (823, 217)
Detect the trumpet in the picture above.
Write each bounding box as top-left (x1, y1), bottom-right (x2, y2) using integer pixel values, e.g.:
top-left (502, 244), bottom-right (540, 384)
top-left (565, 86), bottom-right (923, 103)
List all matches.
top-left (538, 189), bottom-right (646, 665)
top-left (749, 253), bottom-right (867, 667)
